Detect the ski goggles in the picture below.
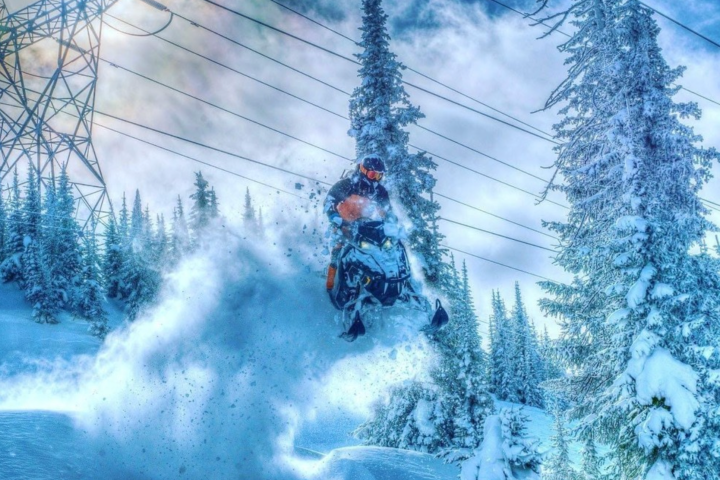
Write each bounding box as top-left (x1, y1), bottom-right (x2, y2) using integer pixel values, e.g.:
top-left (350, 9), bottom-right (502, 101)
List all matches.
top-left (360, 164), bottom-right (384, 181)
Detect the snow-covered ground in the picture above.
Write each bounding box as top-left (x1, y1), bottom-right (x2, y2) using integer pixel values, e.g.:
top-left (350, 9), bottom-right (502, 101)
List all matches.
top-left (0, 229), bottom-right (567, 479)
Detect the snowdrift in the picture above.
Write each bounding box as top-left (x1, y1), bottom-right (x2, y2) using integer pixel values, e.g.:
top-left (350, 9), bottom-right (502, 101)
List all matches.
top-left (0, 224), bottom-right (442, 479)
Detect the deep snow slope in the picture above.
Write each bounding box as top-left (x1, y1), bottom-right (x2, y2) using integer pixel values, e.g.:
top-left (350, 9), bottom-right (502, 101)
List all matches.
top-left (0, 227), bottom-right (448, 479)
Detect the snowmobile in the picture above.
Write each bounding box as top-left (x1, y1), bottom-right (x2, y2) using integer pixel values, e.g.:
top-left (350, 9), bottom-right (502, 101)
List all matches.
top-left (327, 218), bottom-right (448, 341)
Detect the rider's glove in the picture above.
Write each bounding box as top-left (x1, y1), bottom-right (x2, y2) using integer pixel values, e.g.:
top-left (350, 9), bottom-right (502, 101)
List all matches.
top-left (330, 214), bottom-right (343, 227)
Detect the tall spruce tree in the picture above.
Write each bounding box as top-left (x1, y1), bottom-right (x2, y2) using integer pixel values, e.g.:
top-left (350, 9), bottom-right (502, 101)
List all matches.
top-left (357, 259), bottom-right (493, 458)
top-left (170, 196), bottom-right (190, 264)
top-left (190, 171), bottom-right (211, 237)
top-left (51, 165), bottom-right (83, 309)
top-left (542, 410), bottom-right (583, 480)
top-left (510, 283), bottom-right (544, 407)
top-left (489, 290), bottom-right (518, 402)
top-left (78, 221), bottom-right (109, 338)
top-left (22, 168), bottom-right (57, 323)
top-left (348, 0), bottom-right (445, 286)
top-left (1, 171), bottom-right (24, 281)
top-left (243, 187), bottom-right (257, 235)
top-left (103, 215), bottom-right (124, 299)
top-left (537, 1), bottom-right (720, 478)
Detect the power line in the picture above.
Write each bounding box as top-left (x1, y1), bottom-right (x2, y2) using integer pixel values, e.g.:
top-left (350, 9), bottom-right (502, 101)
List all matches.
top-left (94, 111), bottom-right (333, 187)
top-left (265, 0), bottom-right (556, 139)
top-left (482, 0), bottom-right (720, 107)
top-left (409, 145), bottom-right (569, 209)
top-left (100, 58), bottom-right (353, 162)
top-left (444, 244), bottom-right (562, 284)
top-left (101, 18), bottom-right (567, 206)
top-left (640, 1), bottom-right (720, 50)
top-left (199, 0), bottom-right (559, 144)
top-left (92, 122), bottom-right (307, 200)
top-left (103, 13), bottom-right (351, 117)
top-left (434, 192), bottom-right (558, 239)
top-left (440, 217), bottom-right (556, 252)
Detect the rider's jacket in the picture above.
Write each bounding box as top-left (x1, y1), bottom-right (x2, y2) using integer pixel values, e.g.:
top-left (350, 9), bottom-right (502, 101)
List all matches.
top-left (324, 173), bottom-right (392, 224)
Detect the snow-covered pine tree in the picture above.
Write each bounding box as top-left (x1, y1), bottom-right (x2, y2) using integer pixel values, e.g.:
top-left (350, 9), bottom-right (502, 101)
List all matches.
top-left (537, 1), bottom-right (720, 478)
top-left (208, 187), bottom-right (219, 219)
top-left (121, 191), bottom-right (160, 320)
top-left (489, 290), bottom-right (518, 402)
top-left (355, 381), bottom-right (444, 453)
top-left (461, 408), bottom-right (542, 480)
top-left (538, 326), bottom-right (563, 382)
top-left (102, 215), bottom-right (123, 299)
top-left (0, 170), bottom-right (24, 282)
top-left (22, 168), bottom-right (57, 323)
top-left (170, 195), bottom-right (190, 264)
top-left (542, 410), bottom-right (583, 480)
top-left (429, 260), bottom-right (494, 459)
top-left (348, 0), bottom-right (445, 286)
top-left (510, 283), bottom-right (544, 408)
top-left (357, 258), bottom-right (493, 459)
top-left (51, 165), bottom-right (83, 309)
top-left (78, 221), bottom-right (109, 338)
top-left (155, 214), bottom-right (169, 267)
top-left (189, 171), bottom-right (211, 238)
top-left (243, 187), bottom-right (256, 235)
top-left (581, 434), bottom-right (602, 480)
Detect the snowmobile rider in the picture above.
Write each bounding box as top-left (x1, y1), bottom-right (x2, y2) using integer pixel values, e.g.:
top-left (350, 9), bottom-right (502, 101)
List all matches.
top-left (324, 154), bottom-right (396, 290)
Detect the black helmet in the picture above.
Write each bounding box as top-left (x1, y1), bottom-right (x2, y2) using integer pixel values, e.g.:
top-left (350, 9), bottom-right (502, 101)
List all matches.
top-left (359, 154), bottom-right (385, 181)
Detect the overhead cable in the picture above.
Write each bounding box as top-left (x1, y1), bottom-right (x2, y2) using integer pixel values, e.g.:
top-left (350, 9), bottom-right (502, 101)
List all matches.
top-left (444, 245), bottom-right (562, 284)
top-left (94, 111), bottom-right (332, 186)
top-left (440, 217), bottom-right (556, 252)
top-left (102, 17), bottom-right (564, 202)
top-left (199, 0), bottom-right (559, 144)
top-left (266, 0), bottom-right (555, 139)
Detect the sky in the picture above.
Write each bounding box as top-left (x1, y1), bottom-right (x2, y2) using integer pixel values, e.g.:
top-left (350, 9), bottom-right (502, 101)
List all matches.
top-left (3, 0), bottom-right (720, 337)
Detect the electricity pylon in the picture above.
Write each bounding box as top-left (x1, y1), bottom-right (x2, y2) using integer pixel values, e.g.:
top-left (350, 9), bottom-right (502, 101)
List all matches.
top-left (0, 0), bottom-right (118, 229)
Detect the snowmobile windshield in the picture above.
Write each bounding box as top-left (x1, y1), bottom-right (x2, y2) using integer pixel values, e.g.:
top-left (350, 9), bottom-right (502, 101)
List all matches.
top-left (355, 221), bottom-right (388, 247)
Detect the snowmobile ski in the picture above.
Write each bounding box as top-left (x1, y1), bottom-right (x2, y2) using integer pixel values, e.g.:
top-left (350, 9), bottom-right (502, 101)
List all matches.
top-left (422, 299), bottom-right (449, 335)
top-left (340, 311), bottom-right (366, 342)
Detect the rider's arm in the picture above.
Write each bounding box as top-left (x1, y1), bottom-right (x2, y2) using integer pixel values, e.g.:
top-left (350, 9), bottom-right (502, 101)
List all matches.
top-left (324, 181), bottom-right (349, 226)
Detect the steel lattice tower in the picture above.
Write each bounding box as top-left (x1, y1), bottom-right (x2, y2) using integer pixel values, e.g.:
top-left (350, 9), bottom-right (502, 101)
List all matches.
top-left (0, 0), bottom-right (118, 229)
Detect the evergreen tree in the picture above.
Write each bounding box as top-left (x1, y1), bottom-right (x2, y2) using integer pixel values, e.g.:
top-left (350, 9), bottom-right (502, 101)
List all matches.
top-left (0, 170), bottom-right (24, 282)
top-left (428, 260), bottom-right (493, 458)
top-left (542, 411), bottom-right (583, 480)
top-left (21, 168), bottom-right (56, 323)
top-left (170, 196), bottom-right (190, 264)
top-left (51, 165), bottom-right (83, 309)
top-left (189, 171), bottom-right (211, 237)
top-left (537, 1), bottom-right (720, 478)
top-left (461, 408), bottom-right (542, 480)
top-left (208, 187), bottom-right (219, 219)
top-left (78, 221), bottom-right (109, 338)
top-left (103, 214), bottom-right (124, 299)
top-left (581, 434), bottom-right (602, 480)
top-left (348, 0), bottom-right (445, 286)
top-left (121, 191), bottom-right (160, 320)
top-left (489, 290), bottom-right (518, 402)
top-left (243, 187), bottom-right (256, 235)
top-left (355, 381), bottom-right (444, 453)
top-left (510, 283), bottom-right (544, 407)
top-left (357, 259), bottom-right (493, 458)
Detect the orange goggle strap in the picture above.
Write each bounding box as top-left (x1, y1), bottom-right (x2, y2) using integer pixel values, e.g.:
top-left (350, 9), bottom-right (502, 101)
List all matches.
top-left (360, 164), bottom-right (384, 181)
